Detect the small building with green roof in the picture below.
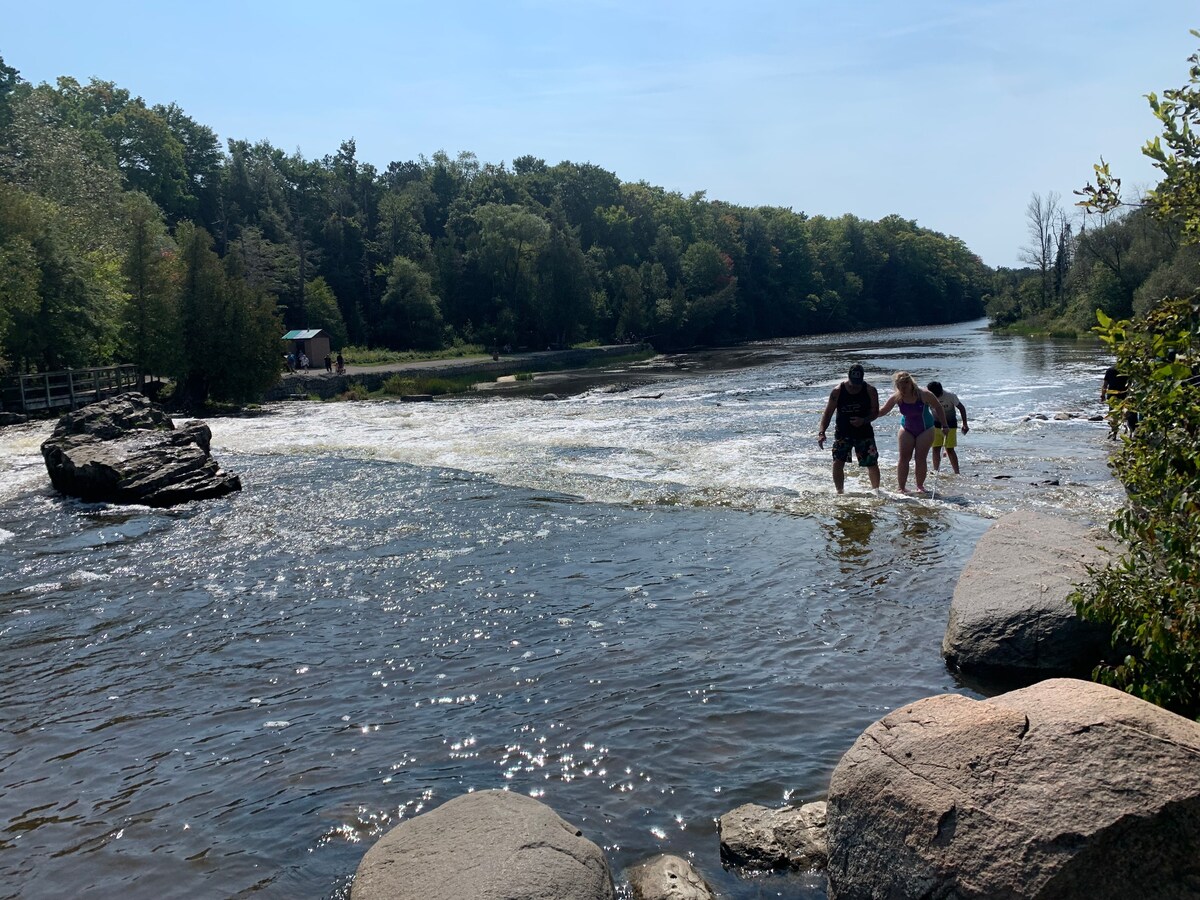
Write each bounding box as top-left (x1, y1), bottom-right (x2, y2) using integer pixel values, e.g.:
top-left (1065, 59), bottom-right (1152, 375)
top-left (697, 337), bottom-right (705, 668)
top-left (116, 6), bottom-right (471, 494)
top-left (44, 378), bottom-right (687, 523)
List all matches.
top-left (282, 329), bottom-right (331, 370)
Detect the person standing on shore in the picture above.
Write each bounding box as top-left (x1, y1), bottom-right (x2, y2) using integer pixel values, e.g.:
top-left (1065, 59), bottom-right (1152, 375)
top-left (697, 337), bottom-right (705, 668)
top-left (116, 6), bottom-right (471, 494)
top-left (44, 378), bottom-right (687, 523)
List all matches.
top-left (817, 363), bottom-right (881, 494)
top-left (926, 381), bottom-right (969, 474)
top-left (1101, 366), bottom-right (1137, 438)
top-left (877, 371), bottom-right (949, 493)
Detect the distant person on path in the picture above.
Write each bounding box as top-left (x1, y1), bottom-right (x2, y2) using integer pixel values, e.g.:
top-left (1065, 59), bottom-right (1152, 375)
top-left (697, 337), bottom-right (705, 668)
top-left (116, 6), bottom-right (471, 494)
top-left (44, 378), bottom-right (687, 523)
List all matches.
top-left (1101, 365), bottom-right (1137, 438)
top-left (324, 353), bottom-right (332, 373)
top-left (300, 352), bottom-right (310, 371)
top-left (336, 352), bottom-right (345, 375)
top-left (286, 352), bottom-right (296, 373)
top-left (927, 381), bottom-right (969, 474)
top-left (817, 363), bottom-right (881, 494)
top-left (877, 371), bottom-right (949, 493)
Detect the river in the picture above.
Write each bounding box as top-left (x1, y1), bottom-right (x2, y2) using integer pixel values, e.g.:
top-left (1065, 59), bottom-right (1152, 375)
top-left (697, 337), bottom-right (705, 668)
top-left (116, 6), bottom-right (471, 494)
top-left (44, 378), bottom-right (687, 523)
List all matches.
top-left (0, 319), bottom-right (1122, 898)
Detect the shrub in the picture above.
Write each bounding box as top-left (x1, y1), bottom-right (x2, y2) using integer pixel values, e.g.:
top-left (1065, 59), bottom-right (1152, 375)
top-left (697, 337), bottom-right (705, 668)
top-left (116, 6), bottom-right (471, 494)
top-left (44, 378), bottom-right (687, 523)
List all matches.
top-left (380, 373), bottom-right (477, 396)
top-left (1073, 298), bottom-right (1200, 717)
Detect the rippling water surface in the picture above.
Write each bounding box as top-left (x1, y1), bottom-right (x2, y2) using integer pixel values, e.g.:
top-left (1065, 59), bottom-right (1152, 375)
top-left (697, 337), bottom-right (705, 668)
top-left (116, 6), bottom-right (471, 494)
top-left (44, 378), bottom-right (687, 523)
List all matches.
top-left (0, 321), bottom-right (1122, 898)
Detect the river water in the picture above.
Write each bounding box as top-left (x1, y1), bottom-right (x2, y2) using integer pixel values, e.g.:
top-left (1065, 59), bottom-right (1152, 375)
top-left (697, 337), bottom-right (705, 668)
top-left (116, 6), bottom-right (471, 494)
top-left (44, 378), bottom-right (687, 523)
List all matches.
top-left (0, 320), bottom-right (1122, 899)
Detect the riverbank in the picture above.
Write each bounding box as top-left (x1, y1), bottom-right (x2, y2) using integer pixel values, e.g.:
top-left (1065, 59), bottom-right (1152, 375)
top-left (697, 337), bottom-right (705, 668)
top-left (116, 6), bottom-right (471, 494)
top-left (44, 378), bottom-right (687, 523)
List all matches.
top-left (264, 343), bottom-right (653, 401)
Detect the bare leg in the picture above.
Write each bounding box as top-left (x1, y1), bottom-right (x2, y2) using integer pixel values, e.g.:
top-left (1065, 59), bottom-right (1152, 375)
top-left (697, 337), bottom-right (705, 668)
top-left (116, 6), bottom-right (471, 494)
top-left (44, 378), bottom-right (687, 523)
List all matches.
top-left (896, 430), bottom-right (915, 492)
top-left (932, 447), bottom-right (942, 471)
top-left (832, 460), bottom-right (846, 494)
top-left (867, 464), bottom-right (880, 490)
top-left (914, 428), bottom-right (935, 491)
top-left (946, 447), bottom-right (960, 474)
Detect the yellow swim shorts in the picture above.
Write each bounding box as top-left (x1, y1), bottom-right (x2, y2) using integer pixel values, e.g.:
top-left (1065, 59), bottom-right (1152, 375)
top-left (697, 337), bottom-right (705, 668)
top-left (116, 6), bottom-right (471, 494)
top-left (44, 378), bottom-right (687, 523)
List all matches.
top-left (933, 428), bottom-right (958, 449)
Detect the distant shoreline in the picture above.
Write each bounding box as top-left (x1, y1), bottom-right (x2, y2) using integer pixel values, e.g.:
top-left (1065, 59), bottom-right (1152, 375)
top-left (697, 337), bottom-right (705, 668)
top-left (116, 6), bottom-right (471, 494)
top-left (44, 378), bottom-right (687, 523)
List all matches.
top-left (264, 344), bottom-right (655, 402)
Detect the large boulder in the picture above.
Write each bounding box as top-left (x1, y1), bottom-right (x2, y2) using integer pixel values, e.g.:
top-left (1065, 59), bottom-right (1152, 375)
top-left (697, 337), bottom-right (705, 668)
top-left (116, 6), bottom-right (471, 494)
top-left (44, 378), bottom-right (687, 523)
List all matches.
top-left (718, 801), bottom-right (827, 871)
top-left (41, 392), bottom-right (240, 507)
top-left (943, 510), bottom-right (1112, 682)
top-left (826, 678), bottom-right (1200, 899)
top-left (352, 790), bottom-right (615, 900)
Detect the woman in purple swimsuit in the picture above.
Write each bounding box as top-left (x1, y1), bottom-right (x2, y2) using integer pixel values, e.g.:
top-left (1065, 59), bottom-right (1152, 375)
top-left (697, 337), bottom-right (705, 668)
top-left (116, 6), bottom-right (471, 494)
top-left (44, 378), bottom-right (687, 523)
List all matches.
top-left (877, 371), bottom-right (949, 493)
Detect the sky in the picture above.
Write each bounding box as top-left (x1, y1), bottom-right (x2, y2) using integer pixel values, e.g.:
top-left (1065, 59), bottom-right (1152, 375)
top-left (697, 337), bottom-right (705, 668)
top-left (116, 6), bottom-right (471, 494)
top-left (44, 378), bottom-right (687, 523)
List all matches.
top-left (2, 0), bottom-right (1197, 268)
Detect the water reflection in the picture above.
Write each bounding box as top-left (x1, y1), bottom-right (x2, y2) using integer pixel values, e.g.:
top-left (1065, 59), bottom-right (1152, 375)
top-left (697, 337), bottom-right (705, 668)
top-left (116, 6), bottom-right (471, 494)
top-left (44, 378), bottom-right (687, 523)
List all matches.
top-left (826, 509), bottom-right (875, 573)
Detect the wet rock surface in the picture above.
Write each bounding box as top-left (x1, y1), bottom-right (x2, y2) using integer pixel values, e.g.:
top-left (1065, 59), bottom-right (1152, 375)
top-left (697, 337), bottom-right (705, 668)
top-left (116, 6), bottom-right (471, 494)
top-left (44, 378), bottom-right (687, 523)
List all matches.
top-left (41, 392), bottom-right (241, 507)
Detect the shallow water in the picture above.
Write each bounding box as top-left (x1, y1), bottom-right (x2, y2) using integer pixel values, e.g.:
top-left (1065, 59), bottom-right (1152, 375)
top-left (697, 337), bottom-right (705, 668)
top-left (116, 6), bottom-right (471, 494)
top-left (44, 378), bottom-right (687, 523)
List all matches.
top-left (0, 320), bottom-right (1122, 898)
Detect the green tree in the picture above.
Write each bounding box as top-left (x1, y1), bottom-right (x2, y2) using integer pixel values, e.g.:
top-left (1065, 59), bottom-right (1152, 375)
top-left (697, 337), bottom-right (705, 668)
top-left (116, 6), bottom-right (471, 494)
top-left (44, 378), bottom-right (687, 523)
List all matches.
top-left (172, 221), bottom-right (282, 406)
top-left (0, 182), bottom-right (42, 367)
top-left (304, 276), bottom-right (349, 349)
top-left (120, 192), bottom-right (179, 378)
top-left (0, 55), bottom-right (20, 134)
top-left (379, 255), bottom-right (444, 350)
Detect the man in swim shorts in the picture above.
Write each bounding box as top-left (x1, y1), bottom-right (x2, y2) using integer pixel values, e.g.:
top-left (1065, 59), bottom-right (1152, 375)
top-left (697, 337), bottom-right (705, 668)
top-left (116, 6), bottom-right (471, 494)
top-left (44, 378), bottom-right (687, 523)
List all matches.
top-left (927, 381), bottom-right (969, 473)
top-left (817, 363), bottom-right (881, 493)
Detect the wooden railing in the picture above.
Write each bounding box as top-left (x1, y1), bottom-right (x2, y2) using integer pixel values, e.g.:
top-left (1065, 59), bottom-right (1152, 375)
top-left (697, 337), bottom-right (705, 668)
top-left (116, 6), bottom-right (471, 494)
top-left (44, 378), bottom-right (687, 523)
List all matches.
top-left (1, 365), bottom-right (142, 413)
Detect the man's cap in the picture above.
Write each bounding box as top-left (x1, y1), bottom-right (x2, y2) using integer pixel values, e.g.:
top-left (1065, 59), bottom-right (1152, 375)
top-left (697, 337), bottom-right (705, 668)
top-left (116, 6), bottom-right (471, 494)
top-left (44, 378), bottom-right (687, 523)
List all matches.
top-left (847, 364), bottom-right (865, 383)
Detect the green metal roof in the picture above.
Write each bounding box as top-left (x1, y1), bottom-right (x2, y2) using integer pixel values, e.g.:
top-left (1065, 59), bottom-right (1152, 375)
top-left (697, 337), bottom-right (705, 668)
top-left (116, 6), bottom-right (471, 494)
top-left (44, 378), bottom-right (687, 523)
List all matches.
top-left (281, 329), bottom-right (326, 340)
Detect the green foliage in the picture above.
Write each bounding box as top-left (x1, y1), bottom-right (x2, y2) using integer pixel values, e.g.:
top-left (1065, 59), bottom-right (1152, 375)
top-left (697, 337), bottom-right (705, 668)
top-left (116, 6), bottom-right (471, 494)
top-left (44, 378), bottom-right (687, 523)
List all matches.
top-left (339, 343), bottom-right (486, 366)
top-left (1074, 299), bottom-right (1200, 716)
top-left (379, 373), bottom-right (476, 396)
top-left (379, 255), bottom-right (444, 349)
top-left (172, 222), bottom-right (282, 407)
top-left (1143, 31), bottom-right (1200, 242)
top-left (304, 276), bottom-right (349, 349)
top-left (120, 192), bottom-right (179, 377)
top-left (0, 54), bottom-right (996, 386)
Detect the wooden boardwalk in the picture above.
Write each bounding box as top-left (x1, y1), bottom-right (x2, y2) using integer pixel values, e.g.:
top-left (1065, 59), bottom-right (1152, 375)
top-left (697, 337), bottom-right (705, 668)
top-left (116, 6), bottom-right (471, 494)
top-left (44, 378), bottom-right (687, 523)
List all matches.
top-left (1, 365), bottom-right (141, 414)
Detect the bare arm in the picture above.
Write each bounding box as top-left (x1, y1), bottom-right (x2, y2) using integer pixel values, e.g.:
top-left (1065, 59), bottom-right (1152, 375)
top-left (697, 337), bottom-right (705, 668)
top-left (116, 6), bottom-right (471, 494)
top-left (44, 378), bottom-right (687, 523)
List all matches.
top-left (877, 391), bottom-right (899, 417)
top-left (957, 400), bottom-right (969, 433)
top-left (817, 387), bottom-right (839, 448)
top-left (867, 385), bottom-right (880, 421)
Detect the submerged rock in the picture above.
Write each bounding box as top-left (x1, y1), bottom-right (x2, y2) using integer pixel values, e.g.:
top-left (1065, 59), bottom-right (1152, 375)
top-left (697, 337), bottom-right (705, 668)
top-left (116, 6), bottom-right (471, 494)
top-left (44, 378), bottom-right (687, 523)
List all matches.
top-left (352, 790), bottom-right (615, 900)
top-left (718, 801), bottom-right (828, 871)
top-left (826, 678), bottom-right (1200, 900)
top-left (41, 392), bottom-right (241, 507)
top-left (626, 854), bottom-right (715, 900)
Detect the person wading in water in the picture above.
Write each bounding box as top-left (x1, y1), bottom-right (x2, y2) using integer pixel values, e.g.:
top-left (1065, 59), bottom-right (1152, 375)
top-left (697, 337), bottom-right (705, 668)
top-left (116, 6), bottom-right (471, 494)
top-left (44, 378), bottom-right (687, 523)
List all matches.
top-left (817, 363), bottom-right (881, 494)
top-left (877, 371), bottom-right (949, 493)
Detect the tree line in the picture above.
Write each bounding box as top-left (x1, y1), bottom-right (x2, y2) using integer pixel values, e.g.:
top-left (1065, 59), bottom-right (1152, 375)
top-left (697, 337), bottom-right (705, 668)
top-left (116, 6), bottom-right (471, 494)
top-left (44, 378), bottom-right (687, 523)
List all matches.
top-left (986, 181), bottom-right (1195, 335)
top-left (0, 55), bottom-right (990, 405)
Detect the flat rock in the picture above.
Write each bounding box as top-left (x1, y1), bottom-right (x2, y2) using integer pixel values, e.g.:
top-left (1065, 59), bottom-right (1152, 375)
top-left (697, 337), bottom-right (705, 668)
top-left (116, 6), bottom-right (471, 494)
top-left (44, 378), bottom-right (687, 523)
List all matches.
top-left (943, 510), bottom-right (1111, 683)
top-left (718, 801), bottom-right (827, 871)
top-left (41, 392), bottom-right (240, 507)
top-left (626, 854), bottom-right (715, 900)
top-left (826, 678), bottom-right (1200, 899)
top-left (351, 790), bottom-right (615, 900)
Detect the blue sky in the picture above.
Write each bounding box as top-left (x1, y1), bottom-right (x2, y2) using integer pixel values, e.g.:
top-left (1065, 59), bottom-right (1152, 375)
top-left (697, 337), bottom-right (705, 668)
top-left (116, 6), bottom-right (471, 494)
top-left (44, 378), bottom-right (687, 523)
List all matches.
top-left (3, 0), bottom-right (1196, 267)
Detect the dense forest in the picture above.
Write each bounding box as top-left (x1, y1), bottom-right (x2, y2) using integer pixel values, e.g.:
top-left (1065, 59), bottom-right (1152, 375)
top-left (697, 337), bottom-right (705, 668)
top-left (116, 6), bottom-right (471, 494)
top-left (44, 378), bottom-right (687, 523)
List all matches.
top-left (0, 55), bottom-right (991, 404)
top-left (985, 183), bottom-right (1196, 335)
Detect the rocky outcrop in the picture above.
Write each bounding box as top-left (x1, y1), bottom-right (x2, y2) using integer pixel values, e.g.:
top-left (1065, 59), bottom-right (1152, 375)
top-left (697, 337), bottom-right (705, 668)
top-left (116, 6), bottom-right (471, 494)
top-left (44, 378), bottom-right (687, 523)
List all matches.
top-left (826, 678), bottom-right (1200, 899)
top-left (718, 801), bottom-right (828, 871)
top-left (625, 854), bottom-right (715, 900)
top-left (943, 510), bottom-right (1112, 683)
top-left (41, 392), bottom-right (240, 507)
top-left (351, 790), bottom-right (615, 900)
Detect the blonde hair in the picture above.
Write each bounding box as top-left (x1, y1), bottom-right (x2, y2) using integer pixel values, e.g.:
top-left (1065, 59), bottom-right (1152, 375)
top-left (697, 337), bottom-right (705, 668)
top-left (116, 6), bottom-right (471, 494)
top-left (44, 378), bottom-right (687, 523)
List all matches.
top-left (893, 371), bottom-right (916, 390)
